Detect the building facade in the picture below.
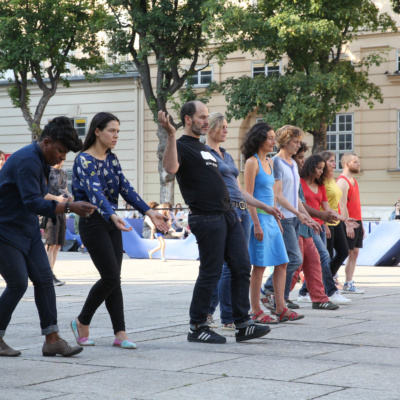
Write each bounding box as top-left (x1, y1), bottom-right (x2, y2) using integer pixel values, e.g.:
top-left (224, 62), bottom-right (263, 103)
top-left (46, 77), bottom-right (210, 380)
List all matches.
top-left (0, 73), bottom-right (145, 203)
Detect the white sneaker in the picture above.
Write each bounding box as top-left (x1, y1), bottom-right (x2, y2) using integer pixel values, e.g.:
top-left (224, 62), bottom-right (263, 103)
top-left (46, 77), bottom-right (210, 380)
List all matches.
top-left (297, 293), bottom-right (311, 303)
top-left (329, 290), bottom-right (352, 305)
top-left (206, 314), bottom-right (218, 328)
top-left (342, 280), bottom-right (365, 294)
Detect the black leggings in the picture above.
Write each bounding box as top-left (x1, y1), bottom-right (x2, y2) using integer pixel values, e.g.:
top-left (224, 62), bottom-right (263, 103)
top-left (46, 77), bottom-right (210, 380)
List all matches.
top-left (78, 212), bottom-right (124, 334)
top-left (327, 222), bottom-right (349, 277)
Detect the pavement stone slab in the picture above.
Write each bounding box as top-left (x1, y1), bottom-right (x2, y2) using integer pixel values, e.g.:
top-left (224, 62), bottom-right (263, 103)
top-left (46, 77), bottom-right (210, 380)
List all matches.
top-left (2, 254), bottom-right (400, 399)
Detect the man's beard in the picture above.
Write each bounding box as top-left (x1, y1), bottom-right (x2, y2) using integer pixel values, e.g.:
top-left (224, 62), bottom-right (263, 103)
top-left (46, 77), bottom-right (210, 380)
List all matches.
top-left (191, 125), bottom-right (206, 136)
top-left (349, 166), bottom-right (360, 174)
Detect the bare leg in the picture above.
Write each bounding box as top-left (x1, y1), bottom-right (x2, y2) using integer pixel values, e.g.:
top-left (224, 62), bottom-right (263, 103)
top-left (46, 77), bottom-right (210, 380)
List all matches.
top-left (76, 318), bottom-right (90, 338)
top-left (45, 332), bottom-right (60, 344)
top-left (149, 237), bottom-right (163, 257)
top-left (115, 330), bottom-right (130, 341)
top-left (249, 265), bottom-right (265, 314)
top-left (46, 244), bottom-right (61, 271)
top-left (159, 237), bottom-right (166, 258)
top-left (345, 248), bottom-right (359, 282)
top-left (273, 263), bottom-right (288, 314)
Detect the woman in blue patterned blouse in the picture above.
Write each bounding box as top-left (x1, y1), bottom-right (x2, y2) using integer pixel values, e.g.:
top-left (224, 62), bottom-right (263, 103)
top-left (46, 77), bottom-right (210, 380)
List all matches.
top-left (71, 112), bottom-right (168, 350)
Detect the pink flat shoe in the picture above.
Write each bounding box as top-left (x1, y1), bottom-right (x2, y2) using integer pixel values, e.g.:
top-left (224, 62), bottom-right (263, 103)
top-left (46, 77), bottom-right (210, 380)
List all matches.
top-left (70, 320), bottom-right (95, 346)
top-left (113, 339), bottom-right (137, 349)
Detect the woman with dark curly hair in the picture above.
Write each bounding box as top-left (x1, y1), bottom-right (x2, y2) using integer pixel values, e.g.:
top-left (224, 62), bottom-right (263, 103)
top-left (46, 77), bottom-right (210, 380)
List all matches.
top-left (320, 151), bottom-right (356, 280)
top-left (242, 122), bottom-right (302, 323)
top-left (299, 154), bottom-right (358, 304)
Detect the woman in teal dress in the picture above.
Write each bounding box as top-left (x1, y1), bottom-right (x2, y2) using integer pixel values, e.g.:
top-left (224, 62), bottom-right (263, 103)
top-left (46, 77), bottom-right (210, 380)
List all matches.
top-left (242, 122), bottom-right (298, 323)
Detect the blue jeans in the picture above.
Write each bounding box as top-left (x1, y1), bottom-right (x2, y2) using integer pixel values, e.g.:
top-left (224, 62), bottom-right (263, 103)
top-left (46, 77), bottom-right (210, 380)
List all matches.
top-left (0, 237), bottom-right (59, 336)
top-left (209, 208), bottom-right (251, 324)
top-left (263, 217), bottom-right (302, 299)
top-left (299, 230), bottom-right (337, 297)
top-left (189, 211), bottom-right (251, 326)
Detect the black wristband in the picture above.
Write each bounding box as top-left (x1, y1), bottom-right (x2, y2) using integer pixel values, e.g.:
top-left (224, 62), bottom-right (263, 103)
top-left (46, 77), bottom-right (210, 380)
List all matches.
top-left (64, 201), bottom-right (71, 213)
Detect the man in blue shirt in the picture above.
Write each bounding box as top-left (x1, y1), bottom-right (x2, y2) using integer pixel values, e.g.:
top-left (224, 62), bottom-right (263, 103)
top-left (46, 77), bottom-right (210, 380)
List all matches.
top-left (0, 117), bottom-right (96, 357)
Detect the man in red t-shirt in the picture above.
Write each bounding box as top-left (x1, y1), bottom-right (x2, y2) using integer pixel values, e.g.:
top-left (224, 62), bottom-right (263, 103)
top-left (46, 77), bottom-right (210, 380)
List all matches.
top-left (336, 153), bottom-right (366, 294)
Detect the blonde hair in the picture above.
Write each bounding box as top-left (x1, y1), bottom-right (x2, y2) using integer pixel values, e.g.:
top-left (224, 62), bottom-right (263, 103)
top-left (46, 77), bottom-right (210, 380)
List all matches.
top-left (276, 125), bottom-right (304, 149)
top-left (208, 112), bottom-right (226, 134)
top-left (340, 153), bottom-right (357, 167)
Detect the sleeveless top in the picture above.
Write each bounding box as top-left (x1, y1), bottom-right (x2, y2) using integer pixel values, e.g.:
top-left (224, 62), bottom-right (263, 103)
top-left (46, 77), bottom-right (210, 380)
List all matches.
top-left (253, 154), bottom-right (274, 208)
top-left (336, 175), bottom-right (362, 220)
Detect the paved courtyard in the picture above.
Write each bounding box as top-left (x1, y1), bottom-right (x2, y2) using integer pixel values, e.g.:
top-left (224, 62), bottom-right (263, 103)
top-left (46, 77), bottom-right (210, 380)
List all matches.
top-left (1, 252), bottom-right (399, 400)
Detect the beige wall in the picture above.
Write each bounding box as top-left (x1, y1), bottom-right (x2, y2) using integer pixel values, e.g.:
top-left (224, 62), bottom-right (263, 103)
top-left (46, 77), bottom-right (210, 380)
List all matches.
top-left (143, 21), bottom-right (400, 219)
top-left (0, 75), bottom-right (144, 206)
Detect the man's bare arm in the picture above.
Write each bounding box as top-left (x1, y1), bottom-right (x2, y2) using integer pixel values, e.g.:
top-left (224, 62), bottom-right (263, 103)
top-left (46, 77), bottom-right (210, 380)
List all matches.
top-left (159, 111), bottom-right (179, 174)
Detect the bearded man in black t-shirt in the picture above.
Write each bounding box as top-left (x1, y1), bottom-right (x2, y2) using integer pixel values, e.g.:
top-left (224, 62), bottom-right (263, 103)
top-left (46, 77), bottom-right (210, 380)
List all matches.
top-left (160, 101), bottom-right (271, 344)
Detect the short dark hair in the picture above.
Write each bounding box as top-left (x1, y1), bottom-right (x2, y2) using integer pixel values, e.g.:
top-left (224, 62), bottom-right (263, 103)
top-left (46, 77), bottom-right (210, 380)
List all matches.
top-left (180, 101), bottom-right (198, 127)
top-left (81, 112), bottom-right (120, 154)
top-left (240, 122), bottom-right (274, 161)
top-left (39, 116), bottom-right (82, 153)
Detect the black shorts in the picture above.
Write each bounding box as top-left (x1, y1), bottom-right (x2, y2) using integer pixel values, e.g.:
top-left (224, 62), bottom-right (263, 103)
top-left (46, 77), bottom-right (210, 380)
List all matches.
top-left (346, 220), bottom-right (363, 250)
top-left (43, 214), bottom-right (66, 246)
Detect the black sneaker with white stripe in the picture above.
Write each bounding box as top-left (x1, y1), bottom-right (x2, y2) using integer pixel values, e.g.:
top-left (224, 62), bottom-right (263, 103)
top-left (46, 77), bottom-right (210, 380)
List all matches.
top-left (312, 301), bottom-right (339, 310)
top-left (235, 323), bottom-right (271, 342)
top-left (187, 326), bottom-right (227, 344)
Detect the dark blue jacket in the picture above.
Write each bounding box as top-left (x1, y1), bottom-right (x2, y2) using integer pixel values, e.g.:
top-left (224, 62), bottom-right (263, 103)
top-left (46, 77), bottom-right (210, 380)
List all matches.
top-left (0, 142), bottom-right (57, 254)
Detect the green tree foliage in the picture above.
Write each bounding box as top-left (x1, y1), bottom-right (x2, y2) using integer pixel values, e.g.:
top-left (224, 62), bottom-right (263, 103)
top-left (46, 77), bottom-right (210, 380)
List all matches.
top-left (0, 0), bottom-right (104, 140)
top-left (217, 0), bottom-right (397, 152)
top-left (104, 0), bottom-right (227, 202)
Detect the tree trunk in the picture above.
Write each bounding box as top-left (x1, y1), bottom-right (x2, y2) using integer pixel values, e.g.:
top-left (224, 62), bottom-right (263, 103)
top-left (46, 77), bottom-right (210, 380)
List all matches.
top-left (156, 124), bottom-right (175, 204)
top-left (311, 119), bottom-right (328, 154)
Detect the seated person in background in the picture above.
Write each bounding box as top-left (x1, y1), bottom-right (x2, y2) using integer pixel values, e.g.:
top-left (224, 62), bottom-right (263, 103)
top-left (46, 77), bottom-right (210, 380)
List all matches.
top-left (164, 201), bottom-right (187, 238)
top-left (390, 201), bottom-right (400, 220)
top-left (124, 202), bottom-right (135, 218)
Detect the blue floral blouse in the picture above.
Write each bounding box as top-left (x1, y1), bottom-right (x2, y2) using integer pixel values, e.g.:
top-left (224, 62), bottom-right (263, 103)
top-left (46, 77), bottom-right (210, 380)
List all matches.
top-left (72, 152), bottom-right (150, 221)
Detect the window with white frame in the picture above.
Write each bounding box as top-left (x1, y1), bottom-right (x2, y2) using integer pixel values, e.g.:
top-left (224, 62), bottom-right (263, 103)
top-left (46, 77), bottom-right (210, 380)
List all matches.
top-left (397, 50), bottom-right (400, 73)
top-left (187, 65), bottom-right (213, 87)
top-left (70, 118), bottom-right (87, 137)
top-left (326, 113), bottom-right (354, 169)
top-left (48, 117), bottom-right (86, 137)
top-left (252, 61), bottom-right (281, 78)
top-left (397, 111), bottom-right (400, 168)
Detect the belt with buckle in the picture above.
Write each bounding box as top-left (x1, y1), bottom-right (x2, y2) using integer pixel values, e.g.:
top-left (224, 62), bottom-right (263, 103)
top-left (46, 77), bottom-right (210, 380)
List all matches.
top-left (232, 201), bottom-right (247, 210)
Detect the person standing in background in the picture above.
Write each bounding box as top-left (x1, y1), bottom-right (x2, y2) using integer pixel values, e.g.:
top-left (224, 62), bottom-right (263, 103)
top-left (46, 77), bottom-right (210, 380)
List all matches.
top-left (0, 151), bottom-right (5, 170)
top-left (336, 153), bottom-right (366, 294)
top-left (43, 160), bottom-right (72, 286)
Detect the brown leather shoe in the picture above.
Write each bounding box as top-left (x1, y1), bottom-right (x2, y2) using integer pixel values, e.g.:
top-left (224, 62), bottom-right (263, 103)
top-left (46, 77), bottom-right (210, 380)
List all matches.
top-left (42, 338), bottom-right (83, 357)
top-left (0, 338), bottom-right (21, 357)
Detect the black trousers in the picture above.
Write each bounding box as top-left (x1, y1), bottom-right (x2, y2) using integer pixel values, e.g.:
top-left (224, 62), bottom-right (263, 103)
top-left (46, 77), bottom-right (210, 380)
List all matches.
top-left (78, 212), bottom-right (125, 334)
top-left (327, 222), bottom-right (349, 277)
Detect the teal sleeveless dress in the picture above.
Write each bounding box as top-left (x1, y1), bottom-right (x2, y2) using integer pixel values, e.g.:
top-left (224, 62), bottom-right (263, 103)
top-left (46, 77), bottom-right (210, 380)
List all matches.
top-left (248, 155), bottom-right (289, 266)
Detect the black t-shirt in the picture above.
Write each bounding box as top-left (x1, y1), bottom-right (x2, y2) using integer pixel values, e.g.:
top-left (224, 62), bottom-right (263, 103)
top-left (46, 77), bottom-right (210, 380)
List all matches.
top-left (176, 135), bottom-right (232, 214)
